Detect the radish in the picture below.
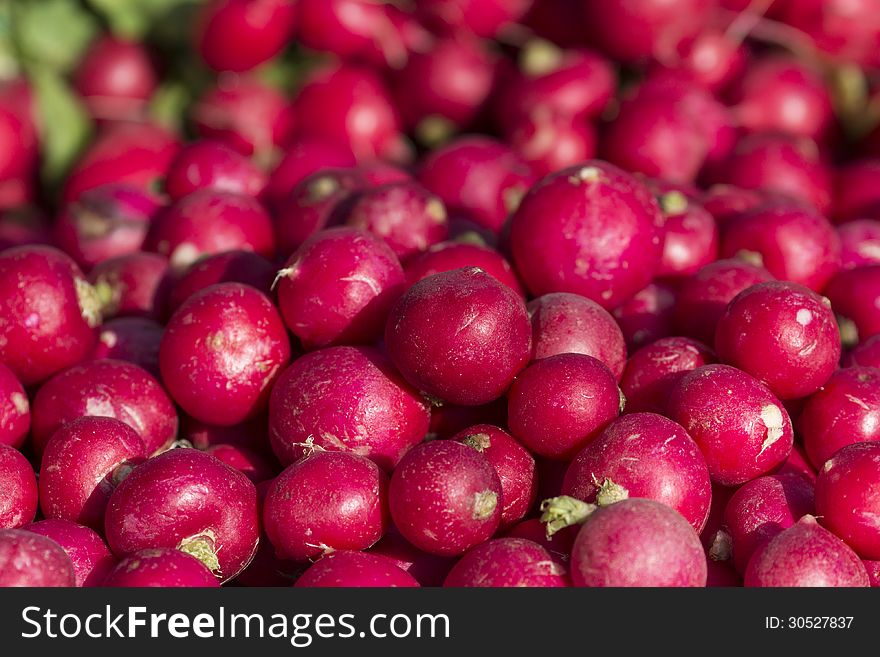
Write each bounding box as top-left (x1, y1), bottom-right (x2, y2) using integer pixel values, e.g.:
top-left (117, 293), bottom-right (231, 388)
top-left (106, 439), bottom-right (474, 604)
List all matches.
top-left (90, 317), bottom-right (163, 377)
top-left (0, 444), bottom-right (37, 529)
top-left (105, 448), bottom-right (260, 581)
top-left (416, 0), bottom-right (533, 38)
top-left (24, 519), bottom-right (116, 587)
top-left (0, 362), bottom-right (29, 448)
top-left (263, 451), bottom-right (388, 561)
top-left (165, 140), bottom-right (267, 201)
top-left (508, 112), bottom-right (598, 178)
top-left (427, 397), bottom-right (507, 440)
top-left (89, 252), bottom-right (170, 321)
top-left (0, 206), bottom-right (50, 251)
top-left (837, 219), bottom-right (880, 270)
top-left (612, 281), bottom-right (677, 350)
top-left (295, 550), bottom-right (419, 588)
top-left (0, 529), bottom-right (75, 587)
top-left (181, 413), bottom-right (271, 456)
top-left (700, 184), bottom-right (778, 227)
top-left (845, 334), bottom-right (880, 368)
top-left (404, 241), bottom-right (524, 297)
top-left (701, 482), bottom-right (737, 553)
top-left (167, 250), bottom-right (276, 314)
top-left (825, 265), bottom-right (880, 343)
top-left (667, 364), bottom-right (793, 485)
top-left (389, 440), bottom-right (502, 556)
top-left (368, 531), bottom-right (457, 586)
top-left (444, 538), bottom-right (568, 587)
top-left (676, 28), bottom-right (746, 92)
top-left (504, 518), bottom-right (577, 567)
top-left (103, 548), bottom-right (220, 587)
top-left (833, 160), bottom-right (880, 223)
top-left (655, 191), bottom-right (719, 278)
top-left (714, 281), bottom-right (841, 400)
top-left (203, 444), bottom-right (277, 484)
top-left (865, 561), bottom-right (880, 587)
top-left (0, 245), bottom-right (101, 385)
top-left (265, 138), bottom-right (356, 211)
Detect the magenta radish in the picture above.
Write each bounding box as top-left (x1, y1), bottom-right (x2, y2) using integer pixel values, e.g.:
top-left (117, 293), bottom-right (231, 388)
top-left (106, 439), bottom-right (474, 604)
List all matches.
top-left (865, 561), bottom-right (880, 587)
top-left (745, 516), bottom-right (869, 587)
top-left (825, 265), bottom-right (880, 343)
top-left (0, 529), bottom-right (75, 587)
top-left (837, 219), bottom-right (880, 270)
top-left (264, 138), bottom-right (357, 211)
top-left (667, 364), bottom-right (793, 486)
top-left (31, 359), bottom-right (177, 457)
top-left (165, 140), bottom-right (267, 201)
top-left (0, 444), bottom-right (37, 529)
top-left (295, 550), bottom-right (419, 588)
top-left (385, 267), bottom-right (531, 405)
top-left (90, 317), bottom-right (163, 377)
top-left (507, 353), bottom-right (622, 460)
top-left (505, 518), bottom-right (577, 566)
top-left (103, 548), bottom-right (220, 587)
top-left (714, 281), bottom-right (841, 400)
top-left (612, 281), bottom-right (677, 350)
top-left (427, 397), bottom-right (507, 440)
top-left (701, 482), bottom-right (737, 553)
top-left (0, 206), bottom-right (51, 251)
top-left (845, 335), bottom-right (880, 368)
top-left (416, 0), bottom-right (532, 38)
top-left (444, 538), bottom-right (568, 587)
top-left (0, 245), bottom-right (100, 385)
top-left (389, 440), bottom-right (502, 556)
top-left (509, 112), bottom-right (597, 178)
top-left (700, 184), bottom-right (778, 227)
top-left (775, 443), bottom-right (817, 484)
top-left (181, 413), bottom-right (271, 455)
top-left (676, 28), bottom-right (745, 92)
top-left (295, 0), bottom-right (403, 66)
top-left (833, 159), bottom-right (880, 223)
top-left (508, 161), bottom-right (664, 308)
top-left (89, 252), bottom-right (170, 320)
top-left (368, 531), bottom-right (457, 587)
top-left (405, 241), bottom-right (524, 297)
top-left (203, 444), bottom-right (277, 483)
top-left (166, 250), bottom-right (275, 314)
top-left (269, 346), bottom-right (430, 469)
top-left (24, 520), bottom-right (116, 587)
top-left (653, 191), bottom-right (719, 278)
top-left (453, 424), bottom-right (537, 528)
top-left (0, 363), bottom-right (29, 448)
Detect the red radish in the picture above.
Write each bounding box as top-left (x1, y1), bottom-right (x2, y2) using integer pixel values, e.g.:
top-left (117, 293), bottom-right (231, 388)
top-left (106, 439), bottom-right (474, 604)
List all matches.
top-left (673, 258), bottom-right (774, 345)
top-left (0, 81), bottom-right (37, 183)
top-left (0, 529), bottom-right (75, 587)
top-left (264, 138), bottom-right (356, 211)
top-left (453, 424), bottom-right (537, 528)
top-left (0, 444), bottom-right (37, 529)
top-left (714, 281), bottom-right (841, 400)
top-left (509, 112), bottom-right (597, 178)
top-left (31, 359), bottom-right (177, 457)
top-left (701, 482), bottom-right (737, 553)
top-left (0, 245), bottom-right (100, 386)
top-left (90, 317), bottom-right (163, 377)
top-left (295, 0), bottom-right (402, 66)
top-left (295, 550), bottom-right (419, 587)
top-left (508, 161), bottom-right (664, 309)
top-left (825, 265), bottom-right (880, 343)
top-left (444, 538), bottom-right (568, 587)
top-left (563, 412), bottom-right (712, 532)
top-left (103, 548), bottom-right (220, 587)
top-left (745, 516), bottom-right (870, 587)
top-left (505, 518), bottom-right (577, 566)
top-left (507, 353), bottom-right (622, 460)
top-left (160, 283), bottom-right (290, 426)
top-left (416, 0), bottom-right (533, 38)
top-left (181, 413), bottom-right (271, 455)
top-left (405, 241), bottom-right (524, 297)
top-left (675, 28), bottom-right (745, 92)
top-left (89, 252), bottom-right (170, 321)
top-left (234, 535), bottom-right (301, 587)
top-left (522, 0), bottom-right (585, 48)
top-left (612, 281), bottom-right (677, 350)
top-left (165, 140), bottom-right (267, 201)
top-left (700, 184), bottom-right (778, 227)
top-left (203, 444), bottom-right (277, 483)
top-left (775, 443), bottom-right (817, 484)
top-left (0, 206), bottom-right (51, 251)
top-left (269, 346), bottom-right (429, 469)
top-left (0, 363), bottom-right (29, 448)
top-left (24, 520), bottom-right (116, 587)
top-left (167, 250), bottom-right (276, 314)
top-left (354, 161), bottom-right (412, 186)
top-left (833, 160), bottom-right (880, 223)
top-left (838, 219), bottom-right (880, 270)
top-left (386, 267), bottom-right (531, 405)
top-left (39, 416), bottom-right (146, 530)
top-left (621, 337), bottom-right (715, 414)
top-left (656, 191), bottom-right (719, 277)
top-left (865, 560), bottom-right (880, 587)
top-left (528, 292), bottom-right (627, 380)
top-left (105, 448), bottom-right (259, 581)
top-left (196, 0), bottom-right (297, 73)
top-left (706, 558), bottom-right (742, 587)
top-left (667, 364), bottom-right (793, 486)
top-left (568, 498), bottom-right (707, 587)
top-left (417, 136), bottom-right (535, 234)
top-left (54, 184), bottom-right (161, 270)
top-left (845, 334), bottom-right (880, 368)
top-left (263, 451), bottom-right (388, 561)
top-left (368, 531), bottom-right (457, 586)
top-left (815, 442), bottom-right (880, 559)
top-left (427, 397), bottom-right (507, 440)
top-left (724, 474), bottom-right (815, 575)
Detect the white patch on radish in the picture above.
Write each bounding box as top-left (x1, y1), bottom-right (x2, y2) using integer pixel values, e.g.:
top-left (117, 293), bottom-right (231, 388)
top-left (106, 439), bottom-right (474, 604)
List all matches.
top-left (845, 394), bottom-right (871, 411)
top-left (796, 308), bottom-right (812, 326)
top-left (11, 392), bottom-right (27, 415)
top-left (758, 404), bottom-right (785, 457)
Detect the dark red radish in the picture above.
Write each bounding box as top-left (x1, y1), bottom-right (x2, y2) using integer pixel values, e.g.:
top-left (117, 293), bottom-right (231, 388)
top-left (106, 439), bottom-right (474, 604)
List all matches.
top-left (355, 161), bottom-right (412, 186)
top-left (368, 531), bottom-right (457, 587)
top-left (714, 281), bottom-right (841, 400)
top-left (160, 283), bottom-right (290, 426)
top-left (825, 265), bottom-right (880, 343)
top-left (838, 219), bottom-right (880, 270)
top-left (505, 518), bottom-right (576, 566)
top-left (833, 160), bottom-right (880, 223)
top-left (385, 267), bottom-right (531, 405)
top-left (0, 363), bottom-right (29, 448)
top-left (203, 444), bottom-right (277, 484)
top-left (416, 0), bottom-right (532, 38)
top-left (181, 413), bottom-right (271, 455)
top-left (0, 206), bottom-right (51, 251)
top-left (865, 560), bottom-right (880, 587)
top-left (507, 353), bottom-right (622, 460)
top-left (0, 444), bottom-right (37, 529)
top-left (706, 558), bottom-right (742, 587)
top-left (700, 184), bottom-right (777, 227)
top-left (522, 0), bottom-right (585, 47)
top-left (528, 292), bottom-right (626, 380)
top-left (0, 529), bottom-right (75, 587)
top-left (0, 245), bottom-right (100, 386)
top-left (264, 138), bottom-right (356, 211)
top-left (263, 451), bottom-right (388, 561)
top-left (845, 334), bottom-right (880, 368)
top-left (167, 250), bottom-right (275, 314)
top-left (745, 516), bottom-right (869, 587)
top-left (775, 443), bottom-right (817, 484)
top-left (389, 440), bottom-right (502, 556)
top-left (444, 538), bottom-right (567, 587)
top-left (165, 140), bottom-right (267, 201)
top-left (103, 548), bottom-right (220, 587)
top-left (90, 317), bottom-right (163, 377)
top-left (453, 424), bottom-right (537, 528)
top-left (234, 537), bottom-right (301, 587)
top-left (509, 112), bottom-right (597, 178)
top-left (612, 281), bottom-right (677, 350)
top-left (24, 520), bottom-right (116, 587)
top-left (667, 364), bottom-right (793, 486)
top-left (569, 498), bottom-right (707, 587)
top-left (405, 241), bottom-right (523, 297)
top-left (31, 359), bottom-right (177, 457)
top-left (656, 191), bottom-right (719, 278)
top-left (294, 550), bottom-right (419, 587)
top-left (89, 252), bottom-right (170, 321)
top-left (508, 161), bottom-right (664, 309)
top-left (701, 482), bottom-right (737, 553)
top-left (427, 397), bottom-right (507, 440)
top-left (269, 346), bottom-right (430, 470)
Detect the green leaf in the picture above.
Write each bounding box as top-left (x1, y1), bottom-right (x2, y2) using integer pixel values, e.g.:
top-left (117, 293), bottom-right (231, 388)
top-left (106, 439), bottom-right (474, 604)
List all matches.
top-left (86, 0), bottom-right (201, 40)
top-left (149, 80), bottom-right (191, 132)
top-left (12, 0), bottom-right (98, 72)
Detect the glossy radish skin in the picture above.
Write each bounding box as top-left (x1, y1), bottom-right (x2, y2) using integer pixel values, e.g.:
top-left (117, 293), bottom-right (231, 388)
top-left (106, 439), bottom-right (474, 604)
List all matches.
top-left (825, 265), bottom-right (880, 343)
top-left (404, 241), bottom-right (524, 297)
top-left (776, 444), bottom-right (818, 484)
top-left (816, 442), bottom-right (880, 559)
top-left (620, 337), bottom-right (715, 414)
top-left (656, 192), bottom-right (719, 277)
top-left (389, 440), bottom-right (502, 556)
top-left (89, 252), bottom-right (170, 321)
top-left (165, 140), bottom-right (267, 201)
top-left (73, 37), bottom-right (156, 121)
top-left (612, 281), bottom-right (677, 350)
top-left (833, 159), bottom-right (880, 223)
top-left (0, 444), bottom-right (37, 529)
top-left (385, 267), bottom-right (531, 406)
top-left (837, 219), bottom-right (880, 270)
top-left (509, 112), bottom-right (597, 178)
top-left (509, 161), bottom-right (664, 309)
top-left (90, 317), bottom-right (163, 377)
top-left (263, 451), bottom-right (389, 561)
top-left (0, 363), bottom-right (29, 448)
top-left (570, 498), bottom-right (707, 587)
top-left (507, 353), bottom-right (622, 460)
top-left (563, 413), bottom-right (712, 532)
top-left (528, 292), bottom-right (627, 380)
top-left (160, 283), bottom-right (290, 426)
top-left (444, 538), bottom-right (568, 587)
top-left (265, 138), bottom-right (357, 211)
top-left (714, 281), bottom-right (841, 400)
top-left (0, 245), bottom-right (100, 386)
top-left (105, 448), bottom-right (260, 582)
top-left (24, 520), bottom-right (116, 587)
top-left (0, 529), bottom-right (76, 587)
top-left (103, 548), bottom-right (220, 587)
top-left (31, 359), bottom-right (177, 457)
top-left (167, 250), bottom-right (276, 314)
top-left (745, 516), bottom-right (869, 587)
top-left (667, 364), bottom-right (793, 486)
top-left (453, 424), bottom-right (537, 528)
top-left (269, 346), bottom-right (430, 470)
top-left (39, 416), bottom-right (146, 530)
top-left (295, 550), bottom-right (419, 587)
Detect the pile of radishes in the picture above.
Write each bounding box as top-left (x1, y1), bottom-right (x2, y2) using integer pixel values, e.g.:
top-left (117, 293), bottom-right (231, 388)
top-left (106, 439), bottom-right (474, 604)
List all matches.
top-left (2, 0), bottom-right (880, 588)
